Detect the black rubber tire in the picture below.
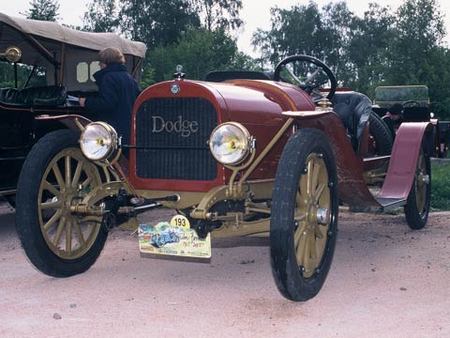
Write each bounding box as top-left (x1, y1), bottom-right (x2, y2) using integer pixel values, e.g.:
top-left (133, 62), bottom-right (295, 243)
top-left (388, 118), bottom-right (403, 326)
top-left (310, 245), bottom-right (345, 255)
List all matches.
top-left (270, 128), bottom-right (338, 302)
top-left (369, 112), bottom-right (393, 156)
top-left (15, 130), bottom-right (108, 277)
top-left (404, 152), bottom-right (431, 230)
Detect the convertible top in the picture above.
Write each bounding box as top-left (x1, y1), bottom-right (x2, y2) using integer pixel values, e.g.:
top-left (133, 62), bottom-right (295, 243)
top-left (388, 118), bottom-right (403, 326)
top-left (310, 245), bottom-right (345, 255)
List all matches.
top-left (0, 12), bottom-right (146, 57)
top-left (0, 13), bottom-right (146, 89)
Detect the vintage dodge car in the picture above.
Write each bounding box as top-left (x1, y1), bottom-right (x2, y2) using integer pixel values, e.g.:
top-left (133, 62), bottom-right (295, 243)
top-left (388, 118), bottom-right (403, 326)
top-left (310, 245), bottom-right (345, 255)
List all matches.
top-left (15, 55), bottom-right (432, 302)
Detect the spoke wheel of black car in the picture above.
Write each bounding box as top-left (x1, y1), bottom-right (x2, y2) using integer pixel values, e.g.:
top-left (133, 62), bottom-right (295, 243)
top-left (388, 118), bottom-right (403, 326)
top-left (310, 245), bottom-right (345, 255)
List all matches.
top-left (16, 130), bottom-right (107, 277)
top-left (368, 112), bottom-right (393, 156)
top-left (404, 151), bottom-right (431, 230)
top-left (270, 128), bottom-right (338, 302)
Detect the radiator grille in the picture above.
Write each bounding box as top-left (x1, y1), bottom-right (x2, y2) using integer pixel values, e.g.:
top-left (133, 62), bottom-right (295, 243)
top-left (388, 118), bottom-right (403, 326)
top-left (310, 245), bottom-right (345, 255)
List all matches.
top-left (136, 97), bottom-right (217, 180)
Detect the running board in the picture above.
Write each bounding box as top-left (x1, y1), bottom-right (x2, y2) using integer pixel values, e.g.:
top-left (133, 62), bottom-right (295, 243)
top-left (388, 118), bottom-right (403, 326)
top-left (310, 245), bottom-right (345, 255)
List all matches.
top-left (376, 197), bottom-right (407, 211)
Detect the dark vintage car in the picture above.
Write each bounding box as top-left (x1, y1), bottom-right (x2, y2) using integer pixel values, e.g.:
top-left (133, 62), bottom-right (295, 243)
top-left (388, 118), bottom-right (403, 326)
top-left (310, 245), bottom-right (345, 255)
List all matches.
top-left (372, 85), bottom-right (449, 158)
top-left (15, 55), bottom-right (432, 302)
top-left (0, 13), bottom-right (146, 204)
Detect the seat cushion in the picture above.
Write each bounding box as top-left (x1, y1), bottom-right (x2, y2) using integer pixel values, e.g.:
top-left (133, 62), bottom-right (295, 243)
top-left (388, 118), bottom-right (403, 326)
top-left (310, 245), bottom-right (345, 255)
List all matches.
top-left (331, 92), bottom-right (372, 140)
top-left (0, 86), bottom-right (66, 106)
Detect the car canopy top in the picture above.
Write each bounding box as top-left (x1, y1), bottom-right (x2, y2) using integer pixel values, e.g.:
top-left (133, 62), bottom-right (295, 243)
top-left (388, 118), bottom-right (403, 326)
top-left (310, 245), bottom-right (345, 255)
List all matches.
top-left (0, 12), bottom-right (147, 90)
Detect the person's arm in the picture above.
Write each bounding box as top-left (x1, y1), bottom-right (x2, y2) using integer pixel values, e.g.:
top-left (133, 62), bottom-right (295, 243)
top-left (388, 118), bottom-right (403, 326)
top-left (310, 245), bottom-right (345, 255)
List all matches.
top-left (84, 74), bottom-right (119, 114)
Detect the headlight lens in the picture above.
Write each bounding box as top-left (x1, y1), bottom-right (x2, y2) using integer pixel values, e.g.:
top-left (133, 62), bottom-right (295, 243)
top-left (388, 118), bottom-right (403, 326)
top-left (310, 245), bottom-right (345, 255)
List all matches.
top-left (209, 122), bottom-right (252, 165)
top-left (79, 122), bottom-right (118, 161)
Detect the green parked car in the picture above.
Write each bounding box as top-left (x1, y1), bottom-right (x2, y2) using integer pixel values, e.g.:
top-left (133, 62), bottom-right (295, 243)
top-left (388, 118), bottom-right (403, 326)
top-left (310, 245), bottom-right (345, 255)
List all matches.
top-left (372, 85), bottom-right (449, 158)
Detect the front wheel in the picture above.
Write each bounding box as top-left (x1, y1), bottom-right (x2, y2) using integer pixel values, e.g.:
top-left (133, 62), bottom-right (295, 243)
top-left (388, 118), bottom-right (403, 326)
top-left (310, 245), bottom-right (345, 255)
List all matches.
top-left (270, 129), bottom-right (338, 301)
top-left (16, 130), bottom-right (107, 277)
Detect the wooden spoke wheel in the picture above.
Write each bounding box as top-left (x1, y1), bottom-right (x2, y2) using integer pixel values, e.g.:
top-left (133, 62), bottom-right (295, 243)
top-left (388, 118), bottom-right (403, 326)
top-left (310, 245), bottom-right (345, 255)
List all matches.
top-left (16, 130), bottom-right (108, 277)
top-left (294, 153), bottom-right (331, 278)
top-left (270, 128), bottom-right (338, 302)
top-left (404, 150), bottom-right (431, 230)
top-left (38, 147), bottom-right (102, 260)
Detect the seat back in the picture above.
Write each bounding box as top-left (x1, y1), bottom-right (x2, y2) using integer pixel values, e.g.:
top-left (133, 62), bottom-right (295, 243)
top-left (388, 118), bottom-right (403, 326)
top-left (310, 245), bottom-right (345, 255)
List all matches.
top-left (331, 92), bottom-right (372, 141)
top-left (205, 71), bottom-right (271, 82)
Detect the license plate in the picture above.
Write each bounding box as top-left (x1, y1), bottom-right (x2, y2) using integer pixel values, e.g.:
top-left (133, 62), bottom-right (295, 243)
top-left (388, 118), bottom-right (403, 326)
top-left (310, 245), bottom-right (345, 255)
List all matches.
top-left (138, 215), bottom-right (211, 262)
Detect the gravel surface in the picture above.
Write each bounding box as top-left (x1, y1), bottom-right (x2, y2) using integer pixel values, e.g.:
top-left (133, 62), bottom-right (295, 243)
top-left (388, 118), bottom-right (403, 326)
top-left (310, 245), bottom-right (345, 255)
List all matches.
top-left (0, 201), bottom-right (449, 337)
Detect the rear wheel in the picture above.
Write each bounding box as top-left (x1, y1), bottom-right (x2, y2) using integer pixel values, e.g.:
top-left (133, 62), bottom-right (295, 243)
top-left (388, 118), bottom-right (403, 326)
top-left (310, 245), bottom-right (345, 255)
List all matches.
top-left (16, 130), bottom-right (107, 277)
top-left (270, 129), bottom-right (338, 301)
top-left (404, 151), bottom-right (431, 230)
top-left (369, 112), bottom-right (393, 156)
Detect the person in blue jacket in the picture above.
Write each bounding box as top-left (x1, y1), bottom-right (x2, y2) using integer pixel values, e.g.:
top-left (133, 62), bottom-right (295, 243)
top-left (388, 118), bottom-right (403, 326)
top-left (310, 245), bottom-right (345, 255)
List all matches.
top-left (79, 47), bottom-right (140, 148)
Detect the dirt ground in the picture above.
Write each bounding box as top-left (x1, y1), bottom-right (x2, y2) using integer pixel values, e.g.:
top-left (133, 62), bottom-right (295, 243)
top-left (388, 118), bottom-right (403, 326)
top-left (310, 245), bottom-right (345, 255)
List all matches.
top-left (0, 201), bottom-right (449, 338)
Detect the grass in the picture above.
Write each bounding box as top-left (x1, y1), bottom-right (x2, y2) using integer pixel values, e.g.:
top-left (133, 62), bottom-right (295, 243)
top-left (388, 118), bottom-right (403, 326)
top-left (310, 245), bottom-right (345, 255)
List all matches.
top-left (431, 161), bottom-right (450, 211)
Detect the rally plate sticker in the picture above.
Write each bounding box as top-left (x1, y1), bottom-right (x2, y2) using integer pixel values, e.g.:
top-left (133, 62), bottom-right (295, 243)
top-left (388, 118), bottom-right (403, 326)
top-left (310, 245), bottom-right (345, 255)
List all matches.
top-left (138, 215), bottom-right (211, 261)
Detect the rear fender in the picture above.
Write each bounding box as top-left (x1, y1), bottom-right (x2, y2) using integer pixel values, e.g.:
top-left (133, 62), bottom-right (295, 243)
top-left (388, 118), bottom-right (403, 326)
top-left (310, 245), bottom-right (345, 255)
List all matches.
top-left (35, 114), bottom-right (92, 134)
top-left (285, 110), bottom-right (380, 208)
top-left (379, 122), bottom-right (433, 200)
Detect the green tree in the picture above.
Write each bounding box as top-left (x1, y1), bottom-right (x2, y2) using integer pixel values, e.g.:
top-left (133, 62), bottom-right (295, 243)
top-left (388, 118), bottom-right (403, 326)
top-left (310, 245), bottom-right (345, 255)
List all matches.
top-left (83, 0), bottom-right (119, 32)
top-left (347, 3), bottom-right (395, 95)
top-left (386, 0), bottom-right (448, 118)
top-left (190, 0), bottom-right (243, 31)
top-left (388, 0), bottom-right (446, 85)
top-left (252, 3), bottom-right (323, 65)
top-left (422, 47), bottom-right (450, 120)
top-left (147, 27), bottom-right (257, 83)
top-left (23, 0), bottom-right (60, 21)
top-left (319, 1), bottom-right (355, 84)
top-left (252, 1), bottom-right (355, 83)
top-left (119, 0), bottom-right (200, 48)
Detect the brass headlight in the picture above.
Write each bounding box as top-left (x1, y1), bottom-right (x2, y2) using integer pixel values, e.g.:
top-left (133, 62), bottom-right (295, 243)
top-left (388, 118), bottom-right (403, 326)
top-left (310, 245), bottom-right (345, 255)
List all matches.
top-left (79, 122), bottom-right (118, 161)
top-left (209, 122), bottom-right (253, 166)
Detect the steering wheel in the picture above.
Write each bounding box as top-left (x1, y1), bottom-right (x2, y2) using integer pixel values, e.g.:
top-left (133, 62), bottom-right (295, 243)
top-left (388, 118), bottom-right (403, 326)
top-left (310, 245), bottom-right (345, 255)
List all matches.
top-left (273, 55), bottom-right (338, 100)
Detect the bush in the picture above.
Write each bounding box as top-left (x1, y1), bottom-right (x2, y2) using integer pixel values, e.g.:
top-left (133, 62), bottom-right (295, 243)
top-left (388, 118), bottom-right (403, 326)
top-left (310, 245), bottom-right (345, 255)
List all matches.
top-left (431, 161), bottom-right (450, 210)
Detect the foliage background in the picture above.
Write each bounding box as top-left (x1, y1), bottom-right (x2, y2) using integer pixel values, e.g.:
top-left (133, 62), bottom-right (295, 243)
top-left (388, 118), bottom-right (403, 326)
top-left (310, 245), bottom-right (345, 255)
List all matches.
top-left (3, 0), bottom-right (450, 120)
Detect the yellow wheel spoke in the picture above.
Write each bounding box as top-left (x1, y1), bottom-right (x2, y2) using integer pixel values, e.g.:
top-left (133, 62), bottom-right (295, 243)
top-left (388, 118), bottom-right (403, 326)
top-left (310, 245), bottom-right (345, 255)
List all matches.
top-left (42, 180), bottom-right (60, 196)
top-left (65, 219), bottom-right (72, 254)
top-left (301, 233), bottom-right (312, 270)
top-left (314, 225), bottom-right (324, 239)
top-left (52, 164), bottom-right (65, 188)
top-left (81, 177), bottom-right (92, 190)
top-left (71, 161), bottom-right (83, 188)
top-left (74, 220), bottom-right (85, 246)
top-left (294, 222), bottom-right (307, 246)
top-left (40, 200), bottom-right (62, 210)
top-left (295, 230), bottom-right (307, 263)
top-left (314, 183), bottom-right (326, 204)
top-left (43, 210), bottom-right (62, 231)
top-left (53, 216), bottom-right (66, 246)
top-left (294, 213), bottom-right (306, 222)
top-left (310, 160), bottom-right (320, 197)
top-left (309, 234), bottom-right (317, 260)
top-left (65, 156), bottom-right (72, 187)
top-left (306, 159), bottom-right (314, 196)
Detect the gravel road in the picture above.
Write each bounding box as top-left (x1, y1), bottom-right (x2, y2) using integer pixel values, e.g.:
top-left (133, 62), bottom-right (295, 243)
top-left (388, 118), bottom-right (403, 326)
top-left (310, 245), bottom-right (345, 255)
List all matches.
top-left (0, 202), bottom-right (449, 338)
